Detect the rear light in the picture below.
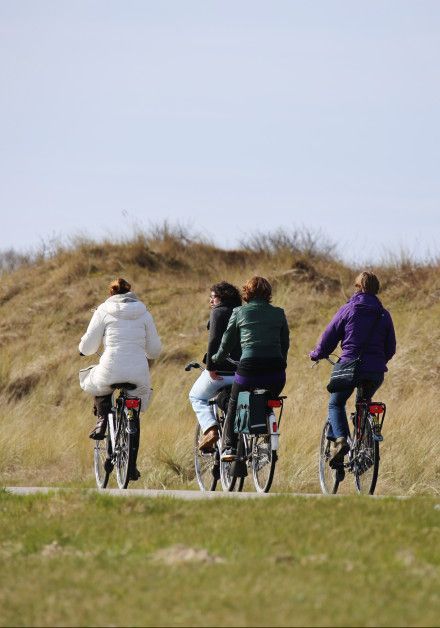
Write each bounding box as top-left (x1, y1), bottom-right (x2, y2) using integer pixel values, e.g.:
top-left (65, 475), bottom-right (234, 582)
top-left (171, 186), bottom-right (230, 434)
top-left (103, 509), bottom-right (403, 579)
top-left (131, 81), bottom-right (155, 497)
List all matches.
top-left (369, 404), bottom-right (384, 414)
top-left (272, 421), bottom-right (278, 433)
top-left (126, 399), bottom-right (140, 409)
top-left (267, 399), bottom-right (282, 408)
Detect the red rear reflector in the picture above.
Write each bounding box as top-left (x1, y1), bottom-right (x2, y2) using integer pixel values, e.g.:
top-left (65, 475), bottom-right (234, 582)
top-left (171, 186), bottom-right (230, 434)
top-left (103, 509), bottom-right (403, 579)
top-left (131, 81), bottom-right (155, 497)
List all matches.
top-left (267, 400), bottom-right (282, 408)
top-left (272, 421), bottom-right (278, 433)
top-left (369, 404), bottom-right (384, 414)
top-left (126, 399), bottom-right (140, 409)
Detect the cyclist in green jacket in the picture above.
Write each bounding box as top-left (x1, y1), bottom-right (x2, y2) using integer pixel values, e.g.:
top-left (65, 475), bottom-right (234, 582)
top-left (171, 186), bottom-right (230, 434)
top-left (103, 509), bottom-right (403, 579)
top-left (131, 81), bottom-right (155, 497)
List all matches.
top-left (212, 276), bottom-right (289, 460)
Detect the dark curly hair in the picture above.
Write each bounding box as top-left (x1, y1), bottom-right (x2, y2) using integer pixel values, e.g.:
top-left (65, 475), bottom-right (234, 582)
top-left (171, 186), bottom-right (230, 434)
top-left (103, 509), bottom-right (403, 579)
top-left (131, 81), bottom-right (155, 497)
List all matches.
top-left (211, 281), bottom-right (242, 307)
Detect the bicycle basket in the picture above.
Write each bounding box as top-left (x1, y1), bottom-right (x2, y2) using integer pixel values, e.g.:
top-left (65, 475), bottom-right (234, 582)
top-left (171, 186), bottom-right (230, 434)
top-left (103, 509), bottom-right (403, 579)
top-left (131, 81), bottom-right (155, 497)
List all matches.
top-left (234, 391), bottom-right (268, 435)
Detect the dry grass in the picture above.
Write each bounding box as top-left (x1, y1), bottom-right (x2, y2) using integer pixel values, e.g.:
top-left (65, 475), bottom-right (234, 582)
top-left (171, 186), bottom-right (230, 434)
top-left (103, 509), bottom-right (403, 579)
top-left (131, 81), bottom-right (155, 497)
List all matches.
top-left (0, 226), bottom-right (439, 494)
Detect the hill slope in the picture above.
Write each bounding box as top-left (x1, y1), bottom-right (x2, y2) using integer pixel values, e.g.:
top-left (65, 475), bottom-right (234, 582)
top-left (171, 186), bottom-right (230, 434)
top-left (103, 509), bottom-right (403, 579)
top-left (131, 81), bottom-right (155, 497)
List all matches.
top-left (1, 230), bottom-right (439, 494)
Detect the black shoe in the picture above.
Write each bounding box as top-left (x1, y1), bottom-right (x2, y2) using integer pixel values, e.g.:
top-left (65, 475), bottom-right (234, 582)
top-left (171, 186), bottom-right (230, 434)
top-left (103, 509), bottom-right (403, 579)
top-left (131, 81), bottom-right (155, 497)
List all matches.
top-left (89, 416), bottom-right (107, 440)
top-left (129, 468), bottom-right (141, 481)
top-left (104, 458), bottom-right (114, 474)
top-left (335, 465), bottom-right (345, 482)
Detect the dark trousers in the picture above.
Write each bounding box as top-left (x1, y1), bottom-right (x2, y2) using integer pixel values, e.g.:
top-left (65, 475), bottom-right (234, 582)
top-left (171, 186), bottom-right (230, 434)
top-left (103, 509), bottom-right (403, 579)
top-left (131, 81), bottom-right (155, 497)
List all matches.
top-left (222, 380), bottom-right (285, 449)
top-left (328, 373), bottom-right (384, 439)
top-left (94, 394), bottom-right (112, 418)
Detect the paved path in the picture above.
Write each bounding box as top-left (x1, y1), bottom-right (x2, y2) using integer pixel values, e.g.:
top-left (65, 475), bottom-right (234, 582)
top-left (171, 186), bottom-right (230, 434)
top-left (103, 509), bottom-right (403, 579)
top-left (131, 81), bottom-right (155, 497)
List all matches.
top-left (5, 486), bottom-right (321, 500)
top-left (4, 487), bottom-right (409, 499)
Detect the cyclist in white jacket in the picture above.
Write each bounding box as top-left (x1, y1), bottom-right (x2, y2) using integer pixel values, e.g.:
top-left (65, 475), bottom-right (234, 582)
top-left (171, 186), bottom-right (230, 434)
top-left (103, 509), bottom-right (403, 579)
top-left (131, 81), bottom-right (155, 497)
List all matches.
top-left (79, 277), bottom-right (162, 440)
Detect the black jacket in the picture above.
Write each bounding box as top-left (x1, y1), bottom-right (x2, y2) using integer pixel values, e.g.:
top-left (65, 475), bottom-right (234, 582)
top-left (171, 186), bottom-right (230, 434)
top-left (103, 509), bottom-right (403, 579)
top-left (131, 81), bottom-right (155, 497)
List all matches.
top-left (203, 304), bottom-right (242, 374)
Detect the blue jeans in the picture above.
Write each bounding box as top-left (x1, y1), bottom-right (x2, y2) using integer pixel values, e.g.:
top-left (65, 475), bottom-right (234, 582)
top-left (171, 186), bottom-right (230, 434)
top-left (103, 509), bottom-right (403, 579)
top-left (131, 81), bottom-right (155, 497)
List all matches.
top-left (189, 370), bottom-right (235, 433)
top-left (327, 372), bottom-right (384, 439)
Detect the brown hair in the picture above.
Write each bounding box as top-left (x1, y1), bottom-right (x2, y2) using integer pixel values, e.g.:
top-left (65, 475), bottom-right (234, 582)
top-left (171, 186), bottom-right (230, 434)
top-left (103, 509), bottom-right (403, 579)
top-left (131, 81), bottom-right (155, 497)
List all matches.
top-left (109, 277), bottom-right (132, 296)
top-left (354, 271), bottom-right (380, 295)
top-left (242, 276), bottom-right (272, 303)
top-left (210, 281), bottom-right (242, 307)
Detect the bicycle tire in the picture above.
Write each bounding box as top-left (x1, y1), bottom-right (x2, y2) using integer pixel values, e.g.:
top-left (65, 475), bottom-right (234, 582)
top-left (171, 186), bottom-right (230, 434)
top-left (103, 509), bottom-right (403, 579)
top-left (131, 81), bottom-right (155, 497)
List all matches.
top-left (94, 432), bottom-right (111, 489)
top-left (115, 409), bottom-right (134, 489)
top-left (318, 421), bottom-right (341, 495)
top-left (252, 434), bottom-right (277, 493)
top-left (194, 423), bottom-right (219, 491)
top-left (354, 417), bottom-right (380, 495)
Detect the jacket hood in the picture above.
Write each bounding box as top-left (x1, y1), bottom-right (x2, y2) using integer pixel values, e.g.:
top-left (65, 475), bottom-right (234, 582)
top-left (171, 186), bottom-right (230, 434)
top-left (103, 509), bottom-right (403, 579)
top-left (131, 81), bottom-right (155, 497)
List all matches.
top-left (349, 292), bottom-right (383, 314)
top-left (103, 292), bottom-right (147, 320)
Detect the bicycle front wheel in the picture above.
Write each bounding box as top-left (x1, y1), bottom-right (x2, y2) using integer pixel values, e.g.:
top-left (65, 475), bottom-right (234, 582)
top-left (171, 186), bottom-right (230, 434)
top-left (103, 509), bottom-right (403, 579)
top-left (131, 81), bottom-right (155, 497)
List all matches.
top-left (354, 418), bottom-right (380, 495)
top-left (115, 411), bottom-right (134, 489)
top-left (94, 432), bottom-right (111, 489)
top-left (252, 434), bottom-right (277, 493)
top-left (319, 422), bottom-right (341, 495)
top-left (194, 424), bottom-right (219, 491)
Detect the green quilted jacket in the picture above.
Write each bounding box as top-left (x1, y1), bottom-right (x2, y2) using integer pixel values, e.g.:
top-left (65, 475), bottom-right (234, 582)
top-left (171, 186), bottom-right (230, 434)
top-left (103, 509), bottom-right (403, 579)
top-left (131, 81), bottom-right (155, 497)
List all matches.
top-left (212, 299), bottom-right (290, 364)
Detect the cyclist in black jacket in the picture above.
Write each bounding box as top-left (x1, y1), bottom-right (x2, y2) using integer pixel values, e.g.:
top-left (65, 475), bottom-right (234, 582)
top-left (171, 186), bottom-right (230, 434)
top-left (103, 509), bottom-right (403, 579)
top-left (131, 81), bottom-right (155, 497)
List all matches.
top-left (189, 282), bottom-right (242, 451)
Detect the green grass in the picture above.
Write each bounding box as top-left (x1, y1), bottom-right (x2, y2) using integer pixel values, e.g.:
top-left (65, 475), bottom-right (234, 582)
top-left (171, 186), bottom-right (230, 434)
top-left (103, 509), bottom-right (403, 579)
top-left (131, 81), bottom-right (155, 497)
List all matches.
top-left (1, 492), bottom-right (439, 627)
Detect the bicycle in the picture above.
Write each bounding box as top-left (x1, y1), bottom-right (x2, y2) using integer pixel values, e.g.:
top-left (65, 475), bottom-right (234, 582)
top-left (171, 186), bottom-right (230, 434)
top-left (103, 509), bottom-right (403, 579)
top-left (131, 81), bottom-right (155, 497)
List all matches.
top-left (315, 358), bottom-right (386, 495)
top-left (220, 390), bottom-right (286, 493)
top-left (94, 383), bottom-right (141, 489)
top-left (185, 361), bottom-right (245, 492)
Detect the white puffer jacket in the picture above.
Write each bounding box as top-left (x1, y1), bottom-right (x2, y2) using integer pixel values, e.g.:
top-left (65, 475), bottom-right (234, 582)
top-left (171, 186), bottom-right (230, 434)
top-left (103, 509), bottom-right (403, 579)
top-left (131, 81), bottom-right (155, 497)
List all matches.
top-left (78, 292), bottom-right (162, 411)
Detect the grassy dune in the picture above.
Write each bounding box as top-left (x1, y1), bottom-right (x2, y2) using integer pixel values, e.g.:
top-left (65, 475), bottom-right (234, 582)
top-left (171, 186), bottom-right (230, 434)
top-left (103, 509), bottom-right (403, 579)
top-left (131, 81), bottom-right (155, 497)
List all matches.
top-left (1, 491), bottom-right (439, 627)
top-left (0, 227), bottom-right (439, 494)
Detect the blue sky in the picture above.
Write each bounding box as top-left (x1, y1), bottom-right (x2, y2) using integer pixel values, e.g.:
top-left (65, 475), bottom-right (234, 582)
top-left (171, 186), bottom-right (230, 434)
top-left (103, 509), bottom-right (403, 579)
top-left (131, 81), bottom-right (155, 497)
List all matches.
top-left (0, 1), bottom-right (439, 262)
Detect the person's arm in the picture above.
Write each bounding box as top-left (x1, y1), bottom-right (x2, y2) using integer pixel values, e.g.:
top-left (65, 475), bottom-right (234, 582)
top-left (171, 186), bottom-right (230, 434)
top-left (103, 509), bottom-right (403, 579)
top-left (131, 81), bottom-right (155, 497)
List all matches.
top-left (280, 311), bottom-right (290, 363)
top-left (211, 308), bottom-right (240, 364)
top-left (205, 308), bottom-right (230, 371)
top-left (144, 311), bottom-right (162, 359)
top-left (309, 305), bottom-right (347, 361)
top-left (384, 312), bottom-right (396, 362)
top-left (78, 308), bottom-right (106, 356)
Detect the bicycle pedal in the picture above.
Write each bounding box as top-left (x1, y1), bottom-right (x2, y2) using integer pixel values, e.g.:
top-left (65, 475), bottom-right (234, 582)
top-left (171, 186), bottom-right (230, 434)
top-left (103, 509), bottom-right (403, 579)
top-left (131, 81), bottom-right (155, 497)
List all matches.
top-left (373, 433), bottom-right (384, 442)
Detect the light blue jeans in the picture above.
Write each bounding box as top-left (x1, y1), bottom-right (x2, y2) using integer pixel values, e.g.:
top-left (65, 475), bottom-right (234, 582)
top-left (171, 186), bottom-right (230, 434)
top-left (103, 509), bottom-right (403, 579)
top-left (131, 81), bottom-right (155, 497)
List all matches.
top-left (189, 370), bottom-right (235, 433)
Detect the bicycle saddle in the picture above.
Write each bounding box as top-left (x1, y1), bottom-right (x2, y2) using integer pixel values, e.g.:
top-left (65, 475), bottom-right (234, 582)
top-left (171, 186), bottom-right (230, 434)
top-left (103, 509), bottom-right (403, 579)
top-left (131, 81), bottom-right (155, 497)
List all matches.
top-left (110, 382), bottom-right (137, 390)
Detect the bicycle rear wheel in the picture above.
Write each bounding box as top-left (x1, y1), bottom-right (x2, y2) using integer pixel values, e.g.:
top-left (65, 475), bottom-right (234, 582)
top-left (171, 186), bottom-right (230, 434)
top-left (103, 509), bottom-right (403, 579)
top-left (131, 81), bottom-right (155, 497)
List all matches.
top-left (194, 424), bottom-right (220, 491)
top-left (252, 434), bottom-right (277, 493)
top-left (354, 418), bottom-right (380, 495)
top-left (115, 410), bottom-right (134, 489)
top-left (94, 432), bottom-right (111, 489)
top-left (319, 422), bottom-right (341, 495)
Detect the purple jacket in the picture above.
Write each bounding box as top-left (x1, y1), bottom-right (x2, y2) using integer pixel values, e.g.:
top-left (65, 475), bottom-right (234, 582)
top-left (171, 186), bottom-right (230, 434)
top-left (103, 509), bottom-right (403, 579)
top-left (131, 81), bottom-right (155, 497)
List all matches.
top-left (309, 292), bottom-right (396, 373)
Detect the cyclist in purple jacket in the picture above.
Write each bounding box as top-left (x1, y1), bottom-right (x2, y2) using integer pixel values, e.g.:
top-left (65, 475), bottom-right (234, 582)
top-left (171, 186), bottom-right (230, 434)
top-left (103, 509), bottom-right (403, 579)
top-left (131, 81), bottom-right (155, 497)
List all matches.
top-left (309, 271), bottom-right (396, 468)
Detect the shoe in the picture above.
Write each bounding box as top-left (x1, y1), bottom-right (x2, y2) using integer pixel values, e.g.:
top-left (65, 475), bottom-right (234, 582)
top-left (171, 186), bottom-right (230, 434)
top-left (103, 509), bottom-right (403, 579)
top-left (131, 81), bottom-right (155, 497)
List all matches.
top-left (335, 466), bottom-right (345, 482)
top-left (89, 416), bottom-right (107, 440)
top-left (104, 458), bottom-right (114, 474)
top-left (129, 468), bottom-right (141, 481)
top-left (329, 437), bottom-right (349, 468)
top-left (221, 448), bottom-right (237, 462)
top-left (198, 426), bottom-right (219, 451)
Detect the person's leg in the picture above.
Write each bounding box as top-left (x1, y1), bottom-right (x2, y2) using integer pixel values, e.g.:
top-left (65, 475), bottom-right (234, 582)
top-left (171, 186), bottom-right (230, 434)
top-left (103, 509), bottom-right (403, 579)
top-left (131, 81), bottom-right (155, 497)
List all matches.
top-left (356, 373), bottom-right (384, 403)
top-left (327, 387), bottom-right (355, 468)
top-left (222, 381), bottom-right (246, 454)
top-left (328, 388), bottom-right (354, 439)
top-left (189, 370), bottom-right (235, 433)
top-left (90, 394), bottom-right (112, 439)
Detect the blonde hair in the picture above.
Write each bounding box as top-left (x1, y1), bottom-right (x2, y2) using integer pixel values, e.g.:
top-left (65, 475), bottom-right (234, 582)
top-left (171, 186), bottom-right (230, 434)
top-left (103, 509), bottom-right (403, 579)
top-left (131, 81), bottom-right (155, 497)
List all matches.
top-left (109, 277), bottom-right (131, 296)
top-left (354, 271), bottom-right (380, 295)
